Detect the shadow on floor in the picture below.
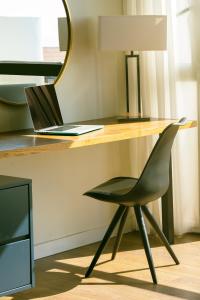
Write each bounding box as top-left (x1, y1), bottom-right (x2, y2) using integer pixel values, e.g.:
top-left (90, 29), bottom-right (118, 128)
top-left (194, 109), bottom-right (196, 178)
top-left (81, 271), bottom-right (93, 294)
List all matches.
top-left (10, 232), bottom-right (200, 300)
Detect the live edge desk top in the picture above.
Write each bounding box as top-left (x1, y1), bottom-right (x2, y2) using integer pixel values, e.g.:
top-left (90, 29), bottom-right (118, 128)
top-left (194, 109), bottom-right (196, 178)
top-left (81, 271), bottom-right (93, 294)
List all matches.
top-left (0, 116), bottom-right (197, 244)
top-left (0, 117), bottom-right (197, 160)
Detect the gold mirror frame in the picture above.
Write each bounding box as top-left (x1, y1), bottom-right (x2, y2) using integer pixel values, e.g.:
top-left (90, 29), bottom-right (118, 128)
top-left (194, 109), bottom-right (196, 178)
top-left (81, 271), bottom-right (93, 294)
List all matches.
top-left (0, 0), bottom-right (72, 106)
top-left (55, 0), bottom-right (72, 85)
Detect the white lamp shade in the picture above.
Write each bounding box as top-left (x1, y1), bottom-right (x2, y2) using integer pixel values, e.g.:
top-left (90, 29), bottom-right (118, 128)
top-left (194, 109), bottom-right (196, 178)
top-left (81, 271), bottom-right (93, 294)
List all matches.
top-left (99, 15), bottom-right (167, 51)
top-left (58, 17), bottom-right (68, 51)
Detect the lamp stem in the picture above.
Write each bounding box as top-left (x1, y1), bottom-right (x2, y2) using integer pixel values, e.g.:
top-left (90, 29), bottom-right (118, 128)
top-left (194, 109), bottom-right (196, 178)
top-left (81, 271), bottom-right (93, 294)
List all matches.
top-left (136, 54), bottom-right (141, 115)
top-left (125, 51), bottom-right (141, 115)
top-left (125, 54), bottom-right (130, 113)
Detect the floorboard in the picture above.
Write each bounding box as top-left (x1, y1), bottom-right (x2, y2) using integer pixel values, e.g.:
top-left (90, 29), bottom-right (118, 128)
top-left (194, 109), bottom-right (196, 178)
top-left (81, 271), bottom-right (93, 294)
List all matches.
top-left (2, 232), bottom-right (200, 300)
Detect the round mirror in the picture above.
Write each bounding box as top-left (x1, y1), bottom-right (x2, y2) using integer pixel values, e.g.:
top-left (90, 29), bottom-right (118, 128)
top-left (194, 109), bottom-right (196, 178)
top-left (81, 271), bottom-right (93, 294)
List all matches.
top-left (0, 0), bottom-right (71, 105)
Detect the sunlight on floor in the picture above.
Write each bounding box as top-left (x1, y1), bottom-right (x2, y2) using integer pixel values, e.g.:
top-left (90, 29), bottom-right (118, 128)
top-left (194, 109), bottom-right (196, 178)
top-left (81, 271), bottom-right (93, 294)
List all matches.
top-left (2, 233), bottom-right (200, 300)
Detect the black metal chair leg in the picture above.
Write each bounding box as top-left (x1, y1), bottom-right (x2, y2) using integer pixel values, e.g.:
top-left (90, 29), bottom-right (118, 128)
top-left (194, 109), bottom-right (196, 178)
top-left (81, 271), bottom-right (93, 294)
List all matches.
top-left (111, 207), bottom-right (129, 260)
top-left (134, 205), bottom-right (157, 284)
top-left (142, 205), bottom-right (179, 265)
top-left (85, 205), bottom-right (126, 278)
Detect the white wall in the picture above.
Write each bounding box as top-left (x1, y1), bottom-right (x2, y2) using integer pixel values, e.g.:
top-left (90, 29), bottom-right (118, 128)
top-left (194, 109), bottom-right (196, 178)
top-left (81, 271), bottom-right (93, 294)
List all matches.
top-left (0, 17), bottom-right (42, 61)
top-left (57, 0), bottom-right (126, 121)
top-left (0, 0), bottom-right (133, 259)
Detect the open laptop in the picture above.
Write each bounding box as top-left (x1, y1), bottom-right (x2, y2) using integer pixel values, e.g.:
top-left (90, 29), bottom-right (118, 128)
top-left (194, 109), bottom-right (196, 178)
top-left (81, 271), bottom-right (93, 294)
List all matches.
top-left (25, 84), bottom-right (104, 136)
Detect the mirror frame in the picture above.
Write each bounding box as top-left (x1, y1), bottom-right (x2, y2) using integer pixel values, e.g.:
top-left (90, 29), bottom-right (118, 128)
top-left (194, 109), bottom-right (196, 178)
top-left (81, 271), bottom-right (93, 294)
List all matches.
top-left (55, 0), bottom-right (72, 85)
top-left (0, 0), bottom-right (72, 83)
top-left (0, 0), bottom-right (72, 106)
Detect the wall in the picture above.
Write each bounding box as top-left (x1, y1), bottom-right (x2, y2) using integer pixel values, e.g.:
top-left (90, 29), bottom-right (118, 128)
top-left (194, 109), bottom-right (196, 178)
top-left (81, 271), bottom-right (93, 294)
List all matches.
top-left (0, 0), bottom-right (133, 259)
top-left (57, 0), bottom-right (126, 121)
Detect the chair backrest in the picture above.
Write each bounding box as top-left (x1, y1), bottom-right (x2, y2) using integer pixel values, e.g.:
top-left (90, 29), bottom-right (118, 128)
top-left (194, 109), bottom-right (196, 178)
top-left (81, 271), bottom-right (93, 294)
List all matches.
top-left (127, 118), bottom-right (187, 205)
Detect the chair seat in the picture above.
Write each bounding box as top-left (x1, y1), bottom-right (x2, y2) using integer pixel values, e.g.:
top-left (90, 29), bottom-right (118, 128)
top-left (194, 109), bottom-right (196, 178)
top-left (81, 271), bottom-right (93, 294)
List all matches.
top-left (84, 176), bottom-right (138, 203)
top-left (84, 119), bottom-right (185, 283)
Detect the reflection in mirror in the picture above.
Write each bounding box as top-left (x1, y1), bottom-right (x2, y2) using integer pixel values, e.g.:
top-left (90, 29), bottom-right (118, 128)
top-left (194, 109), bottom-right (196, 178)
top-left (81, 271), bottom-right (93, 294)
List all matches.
top-left (0, 0), bottom-right (71, 94)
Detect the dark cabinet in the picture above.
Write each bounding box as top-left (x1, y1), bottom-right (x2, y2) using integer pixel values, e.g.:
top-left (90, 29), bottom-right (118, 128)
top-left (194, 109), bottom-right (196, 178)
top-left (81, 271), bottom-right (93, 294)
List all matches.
top-left (0, 175), bottom-right (34, 296)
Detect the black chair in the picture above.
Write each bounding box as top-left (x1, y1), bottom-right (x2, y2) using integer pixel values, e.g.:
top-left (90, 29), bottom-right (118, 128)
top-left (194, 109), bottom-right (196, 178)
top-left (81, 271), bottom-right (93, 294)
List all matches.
top-left (83, 118), bottom-right (186, 284)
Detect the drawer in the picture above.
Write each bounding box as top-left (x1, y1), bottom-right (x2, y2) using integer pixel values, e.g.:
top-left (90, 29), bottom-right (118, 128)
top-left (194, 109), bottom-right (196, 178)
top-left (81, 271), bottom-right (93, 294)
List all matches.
top-left (0, 185), bottom-right (29, 243)
top-left (0, 239), bottom-right (31, 294)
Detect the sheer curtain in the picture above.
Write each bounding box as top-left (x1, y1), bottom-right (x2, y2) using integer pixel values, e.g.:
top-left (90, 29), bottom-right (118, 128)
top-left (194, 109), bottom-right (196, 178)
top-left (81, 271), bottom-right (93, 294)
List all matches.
top-left (123, 0), bottom-right (199, 234)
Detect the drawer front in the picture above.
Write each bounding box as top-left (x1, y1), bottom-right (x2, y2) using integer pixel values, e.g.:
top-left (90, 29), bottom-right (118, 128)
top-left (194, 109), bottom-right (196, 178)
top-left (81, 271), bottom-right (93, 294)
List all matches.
top-left (0, 239), bottom-right (31, 294)
top-left (0, 185), bottom-right (29, 243)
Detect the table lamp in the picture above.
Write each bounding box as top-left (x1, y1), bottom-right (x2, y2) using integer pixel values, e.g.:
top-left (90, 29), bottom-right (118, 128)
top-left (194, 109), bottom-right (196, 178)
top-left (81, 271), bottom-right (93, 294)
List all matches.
top-left (98, 15), bottom-right (167, 122)
top-left (58, 17), bottom-right (68, 51)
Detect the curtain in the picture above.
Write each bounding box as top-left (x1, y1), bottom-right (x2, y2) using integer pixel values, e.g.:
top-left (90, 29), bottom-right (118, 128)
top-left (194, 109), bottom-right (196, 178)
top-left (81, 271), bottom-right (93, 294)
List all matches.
top-left (124, 0), bottom-right (199, 235)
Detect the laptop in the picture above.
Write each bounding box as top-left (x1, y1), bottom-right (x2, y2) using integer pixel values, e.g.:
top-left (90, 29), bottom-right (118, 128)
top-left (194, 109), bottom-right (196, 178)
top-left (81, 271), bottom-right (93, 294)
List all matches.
top-left (25, 84), bottom-right (104, 136)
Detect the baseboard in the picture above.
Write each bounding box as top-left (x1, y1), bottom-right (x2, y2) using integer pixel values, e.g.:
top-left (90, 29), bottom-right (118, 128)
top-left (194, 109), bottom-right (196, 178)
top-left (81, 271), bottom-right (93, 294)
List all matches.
top-left (34, 216), bottom-right (134, 259)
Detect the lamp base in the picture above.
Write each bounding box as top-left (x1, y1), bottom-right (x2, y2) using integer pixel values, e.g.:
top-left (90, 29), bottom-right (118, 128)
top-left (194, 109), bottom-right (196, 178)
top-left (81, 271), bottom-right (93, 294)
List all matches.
top-left (117, 114), bottom-right (151, 123)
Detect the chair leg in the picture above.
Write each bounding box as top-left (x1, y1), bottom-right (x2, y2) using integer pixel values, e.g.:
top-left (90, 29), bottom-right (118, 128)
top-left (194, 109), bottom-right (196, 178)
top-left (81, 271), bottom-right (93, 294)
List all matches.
top-left (134, 205), bottom-right (157, 284)
top-left (85, 205), bottom-right (126, 278)
top-left (142, 205), bottom-right (179, 265)
top-left (111, 207), bottom-right (129, 260)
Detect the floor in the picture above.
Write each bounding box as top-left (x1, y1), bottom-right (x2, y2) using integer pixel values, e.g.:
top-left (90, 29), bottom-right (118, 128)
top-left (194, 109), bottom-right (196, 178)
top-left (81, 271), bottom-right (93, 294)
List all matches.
top-left (2, 232), bottom-right (200, 300)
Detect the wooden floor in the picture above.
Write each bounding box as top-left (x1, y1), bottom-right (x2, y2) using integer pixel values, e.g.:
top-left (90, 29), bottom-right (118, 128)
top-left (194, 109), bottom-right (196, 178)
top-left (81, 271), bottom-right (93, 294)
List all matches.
top-left (3, 232), bottom-right (200, 300)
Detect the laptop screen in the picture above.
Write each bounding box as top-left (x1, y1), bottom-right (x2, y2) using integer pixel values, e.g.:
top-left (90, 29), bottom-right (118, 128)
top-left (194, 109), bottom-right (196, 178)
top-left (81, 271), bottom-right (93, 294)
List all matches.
top-left (25, 84), bottom-right (64, 130)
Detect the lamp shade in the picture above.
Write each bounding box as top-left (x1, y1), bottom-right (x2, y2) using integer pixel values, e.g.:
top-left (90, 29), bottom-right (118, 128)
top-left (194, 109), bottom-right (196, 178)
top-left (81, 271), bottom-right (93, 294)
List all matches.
top-left (99, 15), bottom-right (167, 51)
top-left (58, 17), bottom-right (68, 51)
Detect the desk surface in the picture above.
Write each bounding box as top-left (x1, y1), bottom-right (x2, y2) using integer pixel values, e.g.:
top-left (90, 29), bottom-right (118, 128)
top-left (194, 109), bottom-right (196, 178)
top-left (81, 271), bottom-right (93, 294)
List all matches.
top-left (0, 117), bottom-right (197, 159)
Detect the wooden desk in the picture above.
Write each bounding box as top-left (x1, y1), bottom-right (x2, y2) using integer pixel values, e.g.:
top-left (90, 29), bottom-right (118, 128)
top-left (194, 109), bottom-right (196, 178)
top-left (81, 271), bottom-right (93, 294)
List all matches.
top-left (0, 117), bottom-right (197, 243)
top-left (0, 117), bottom-right (196, 159)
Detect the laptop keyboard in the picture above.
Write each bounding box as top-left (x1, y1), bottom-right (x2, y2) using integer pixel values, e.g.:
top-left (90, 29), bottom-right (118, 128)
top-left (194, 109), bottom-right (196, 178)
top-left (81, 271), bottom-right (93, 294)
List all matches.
top-left (47, 125), bottom-right (80, 132)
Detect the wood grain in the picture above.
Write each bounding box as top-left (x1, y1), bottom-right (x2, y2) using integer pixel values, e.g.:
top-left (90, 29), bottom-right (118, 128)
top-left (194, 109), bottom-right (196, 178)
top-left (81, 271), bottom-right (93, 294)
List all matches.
top-left (0, 117), bottom-right (197, 159)
top-left (3, 232), bottom-right (200, 300)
